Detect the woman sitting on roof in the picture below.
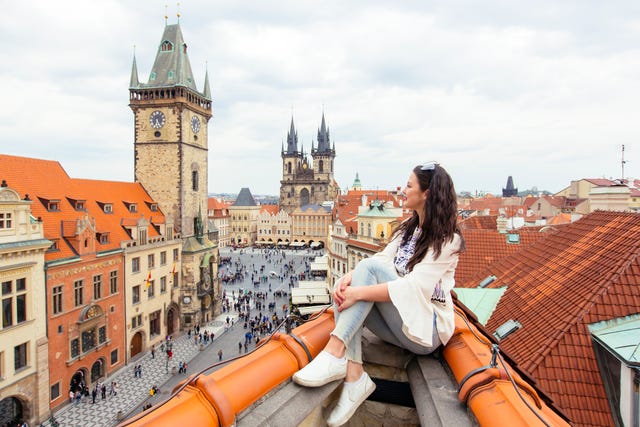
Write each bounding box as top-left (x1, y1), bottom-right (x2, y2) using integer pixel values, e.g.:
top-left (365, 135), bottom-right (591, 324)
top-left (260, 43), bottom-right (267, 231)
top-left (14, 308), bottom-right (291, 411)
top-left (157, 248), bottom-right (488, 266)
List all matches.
top-left (293, 162), bottom-right (464, 427)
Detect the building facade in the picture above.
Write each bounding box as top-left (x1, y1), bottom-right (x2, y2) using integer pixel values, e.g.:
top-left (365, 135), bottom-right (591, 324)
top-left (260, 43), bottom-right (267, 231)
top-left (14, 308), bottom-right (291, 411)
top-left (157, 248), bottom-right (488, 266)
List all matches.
top-left (290, 204), bottom-right (333, 247)
top-left (129, 22), bottom-right (220, 328)
top-left (256, 207), bottom-right (291, 246)
top-left (207, 198), bottom-right (231, 248)
top-left (229, 188), bottom-right (261, 247)
top-left (279, 115), bottom-right (339, 214)
top-left (0, 183), bottom-right (51, 426)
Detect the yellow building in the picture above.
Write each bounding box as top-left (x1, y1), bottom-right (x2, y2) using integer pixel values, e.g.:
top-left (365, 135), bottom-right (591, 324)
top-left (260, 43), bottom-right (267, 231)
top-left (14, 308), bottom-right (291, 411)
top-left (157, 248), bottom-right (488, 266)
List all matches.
top-left (229, 188), bottom-right (260, 247)
top-left (290, 204), bottom-right (332, 248)
top-left (0, 182), bottom-right (51, 426)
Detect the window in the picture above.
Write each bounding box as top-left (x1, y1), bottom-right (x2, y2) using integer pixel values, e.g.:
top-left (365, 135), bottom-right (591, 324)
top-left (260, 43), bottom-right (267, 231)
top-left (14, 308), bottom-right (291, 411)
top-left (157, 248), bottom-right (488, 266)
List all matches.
top-left (98, 233), bottom-right (109, 244)
top-left (70, 338), bottom-right (79, 358)
top-left (132, 314), bottom-right (142, 329)
top-left (160, 276), bottom-right (167, 293)
top-left (149, 310), bottom-right (161, 336)
top-left (74, 280), bottom-right (84, 307)
top-left (150, 203), bottom-right (158, 212)
top-left (148, 254), bottom-right (155, 269)
top-left (110, 349), bottom-right (118, 365)
top-left (128, 203), bottom-right (137, 213)
top-left (48, 201), bottom-right (60, 211)
top-left (99, 326), bottom-right (106, 344)
top-left (0, 212), bottom-right (12, 229)
top-left (109, 271), bottom-right (118, 294)
top-left (147, 280), bottom-right (155, 299)
top-left (2, 278), bottom-right (27, 328)
top-left (2, 296), bottom-right (12, 328)
top-left (93, 275), bottom-right (102, 300)
top-left (173, 272), bottom-right (179, 288)
top-left (132, 257), bottom-right (140, 273)
top-left (138, 229), bottom-right (147, 245)
top-left (75, 201), bottom-right (85, 211)
top-left (173, 248), bottom-right (179, 261)
top-left (103, 204), bottom-right (112, 214)
top-left (160, 251), bottom-right (167, 265)
top-left (132, 286), bottom-right (140, 304)
top-left (51, 382), bottom-right (61, 400)
top-left (81, 329), bottom-right (96, 352)
top-left (14, 342), bottom-right (27, 371)
top-left (192, 170), bottom-right (199, 191)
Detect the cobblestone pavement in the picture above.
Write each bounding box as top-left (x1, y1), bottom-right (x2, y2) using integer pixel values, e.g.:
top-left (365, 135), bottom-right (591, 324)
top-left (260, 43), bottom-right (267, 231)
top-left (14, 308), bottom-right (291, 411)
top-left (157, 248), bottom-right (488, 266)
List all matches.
top-left (41, 314), bottom-right (235, 427)
top-left (40, 247), bottom-right (319, 427)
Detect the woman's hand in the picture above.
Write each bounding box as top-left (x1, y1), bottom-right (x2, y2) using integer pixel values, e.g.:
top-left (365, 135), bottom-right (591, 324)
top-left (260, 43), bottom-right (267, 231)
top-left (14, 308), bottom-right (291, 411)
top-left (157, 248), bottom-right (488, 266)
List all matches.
top-left (333, 272), bottom-right (352, 306)
top-left (336, 286), bottom-right (359, 312)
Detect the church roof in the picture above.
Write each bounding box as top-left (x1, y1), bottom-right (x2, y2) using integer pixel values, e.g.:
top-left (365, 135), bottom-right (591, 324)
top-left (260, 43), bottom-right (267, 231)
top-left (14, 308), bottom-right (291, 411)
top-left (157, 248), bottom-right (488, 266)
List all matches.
top-left (141, 24), bottom-right (198, 92)
top-left (232, 188), bottom-right (257, 206)
top-left (316, 113), bottom-right (331, 152)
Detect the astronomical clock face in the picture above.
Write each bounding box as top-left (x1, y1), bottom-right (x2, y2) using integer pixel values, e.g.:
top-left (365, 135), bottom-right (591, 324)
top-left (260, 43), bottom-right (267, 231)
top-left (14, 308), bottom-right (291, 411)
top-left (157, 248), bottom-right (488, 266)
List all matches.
top-left (149, 110), bottom-right (166, 129)
top-left (191, 115), bottom-right (201, 133)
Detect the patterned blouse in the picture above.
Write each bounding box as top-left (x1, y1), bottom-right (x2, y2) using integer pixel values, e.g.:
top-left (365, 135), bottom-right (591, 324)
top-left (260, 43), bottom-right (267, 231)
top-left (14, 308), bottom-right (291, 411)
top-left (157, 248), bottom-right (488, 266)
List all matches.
top-left (393, 227), bottom-right (446, 305)
top-left (393, 228), bottom-right (421, 276)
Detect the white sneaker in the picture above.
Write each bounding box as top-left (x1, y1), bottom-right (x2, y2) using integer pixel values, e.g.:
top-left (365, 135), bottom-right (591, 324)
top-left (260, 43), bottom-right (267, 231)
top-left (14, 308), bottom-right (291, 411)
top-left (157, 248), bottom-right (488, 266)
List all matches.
top-left (292, 351), bottom-right (347, 387)
top-left (326, 372), bottom-right (376, 427)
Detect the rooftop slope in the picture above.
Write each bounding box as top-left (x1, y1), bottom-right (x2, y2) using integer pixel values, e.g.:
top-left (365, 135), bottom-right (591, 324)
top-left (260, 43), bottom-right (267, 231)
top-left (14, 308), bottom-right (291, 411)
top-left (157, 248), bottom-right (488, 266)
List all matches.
top-left (119, 304), bottom-right (570, 427)
top-left (463, 210), bottom-right (640, 427)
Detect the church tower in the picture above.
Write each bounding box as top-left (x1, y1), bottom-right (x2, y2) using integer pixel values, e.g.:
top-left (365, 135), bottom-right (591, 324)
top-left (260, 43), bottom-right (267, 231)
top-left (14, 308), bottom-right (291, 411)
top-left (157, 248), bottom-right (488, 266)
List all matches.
top-left (311, 112), bottom-right (337, 199)
top-left (129, 22), bottom-right (219, 327)
top-left (279, 114), bottom-right (338, 213)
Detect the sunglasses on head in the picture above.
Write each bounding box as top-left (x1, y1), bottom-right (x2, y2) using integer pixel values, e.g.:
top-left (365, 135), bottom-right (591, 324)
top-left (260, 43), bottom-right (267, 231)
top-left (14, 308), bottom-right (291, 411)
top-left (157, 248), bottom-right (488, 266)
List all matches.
top-left (420, 161), bottom-right (439, 171)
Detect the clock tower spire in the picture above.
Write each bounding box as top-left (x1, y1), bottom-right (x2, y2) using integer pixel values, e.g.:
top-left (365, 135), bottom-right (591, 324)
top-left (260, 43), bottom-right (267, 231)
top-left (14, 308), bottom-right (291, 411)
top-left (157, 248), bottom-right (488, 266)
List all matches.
top-left (129, 21), bottom-right (218, 328)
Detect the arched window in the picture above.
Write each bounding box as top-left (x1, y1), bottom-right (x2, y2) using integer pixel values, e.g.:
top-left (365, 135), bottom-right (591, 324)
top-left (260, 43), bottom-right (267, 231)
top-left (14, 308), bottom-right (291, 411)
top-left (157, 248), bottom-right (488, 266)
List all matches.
top-left (319, 160), bottom-right (324, 173)
top-left (161, 41), bottom-right (174, 51)
top-left (192, 170), bottom-right (199, 191)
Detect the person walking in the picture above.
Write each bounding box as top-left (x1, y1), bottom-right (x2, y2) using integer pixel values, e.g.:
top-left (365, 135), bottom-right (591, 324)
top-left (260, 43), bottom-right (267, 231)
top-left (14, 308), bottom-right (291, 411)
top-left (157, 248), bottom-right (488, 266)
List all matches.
top-left (151, 345), bottom-right (155, 359)
top-left (218, 349), bottom-right (223, 361)
top-left (293, 162), bottom-right (464, 427)
top-left (91, 387), bottom-right (97, 404)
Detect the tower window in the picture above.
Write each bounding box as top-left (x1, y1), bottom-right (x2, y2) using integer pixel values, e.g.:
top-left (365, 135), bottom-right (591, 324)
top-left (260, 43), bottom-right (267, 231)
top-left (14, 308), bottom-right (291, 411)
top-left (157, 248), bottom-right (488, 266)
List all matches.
top-left (192, 171), bottom-right (199, 191)
top-left (319, 160), bottom-right (324, 173)
top-left (161, 41), bottom-right (173, 52)
top-left (168, 70), bottom-right (174, 80)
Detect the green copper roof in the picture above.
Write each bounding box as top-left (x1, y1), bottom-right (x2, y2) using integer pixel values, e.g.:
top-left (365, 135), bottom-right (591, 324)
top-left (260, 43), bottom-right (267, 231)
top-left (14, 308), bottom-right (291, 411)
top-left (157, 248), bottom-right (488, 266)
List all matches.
top-left (453, 287), bottom-right (506, 326)
top-left (145, 24), bottom-right (197, 91)
top-left (589, 314), bottom-right (640, 365)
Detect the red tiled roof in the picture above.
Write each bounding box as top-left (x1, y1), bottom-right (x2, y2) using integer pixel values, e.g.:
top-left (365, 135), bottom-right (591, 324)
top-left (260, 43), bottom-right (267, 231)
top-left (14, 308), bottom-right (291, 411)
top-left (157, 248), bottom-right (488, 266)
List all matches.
top-left (260, 205), bottom-right (279, 215)
top-left (0, 154), bottom-right (164, 261)
top-left (459, 215), bottom-right (497, 230)
top-left (584, 178), bottom-right (615, 186)
top-left (463, 211), bottom-right (640, 427)
top-left (208, 197), bottom-right (230, 210)
top-left (335, 189), bottom-right (403, 230)
top-left (455, 228), bottom-right (548, 286)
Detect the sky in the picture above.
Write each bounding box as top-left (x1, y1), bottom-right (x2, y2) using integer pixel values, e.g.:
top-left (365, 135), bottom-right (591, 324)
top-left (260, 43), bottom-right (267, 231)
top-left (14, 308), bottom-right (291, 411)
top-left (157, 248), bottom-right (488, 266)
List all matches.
top-left (2, 1), bottom-right (639, 196)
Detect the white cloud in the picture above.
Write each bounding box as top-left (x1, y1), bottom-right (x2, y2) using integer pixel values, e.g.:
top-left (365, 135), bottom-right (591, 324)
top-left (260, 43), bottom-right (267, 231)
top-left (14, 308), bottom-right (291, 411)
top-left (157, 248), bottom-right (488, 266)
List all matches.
top-left (1, 0), bottom-right (639, 196)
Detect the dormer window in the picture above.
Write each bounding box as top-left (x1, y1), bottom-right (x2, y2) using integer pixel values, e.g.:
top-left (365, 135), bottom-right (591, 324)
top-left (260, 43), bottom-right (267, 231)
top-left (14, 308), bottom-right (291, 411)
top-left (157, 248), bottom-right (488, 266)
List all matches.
top-left (97, 233), bottom-right (110, 244)
top-left (168, 70), bottom-right (174, 80)
top-left (150, 71), bottom-right (157, 81)
top-left (104, 204), bottom-right (112, 214)
top-left (45, 200), bottom-right (60, 212)
top-left (0, 212), bottom-right (12, 229)
top-left (48, 240), bottom-right (60, 252)
top-left (75, 201), bottom-right (85, 211)
top-left (128, 203), bottom-right (137, 213)
top-left (161, 40), bottom-right (173, 52)
top-left (150, 203), bottom-right (158, 212)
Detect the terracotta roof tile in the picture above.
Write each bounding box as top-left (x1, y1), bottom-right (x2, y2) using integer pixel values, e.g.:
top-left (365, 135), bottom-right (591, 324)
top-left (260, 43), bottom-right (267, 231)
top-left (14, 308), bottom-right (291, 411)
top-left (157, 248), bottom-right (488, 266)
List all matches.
top-left (0, 154), bottom-right (165, 261)
top-left (466, 210), bottom-right (640, 427)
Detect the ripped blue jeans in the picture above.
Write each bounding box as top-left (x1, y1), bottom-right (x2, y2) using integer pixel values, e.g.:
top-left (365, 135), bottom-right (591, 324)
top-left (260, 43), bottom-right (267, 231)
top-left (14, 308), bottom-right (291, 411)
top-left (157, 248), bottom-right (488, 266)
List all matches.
top-left (331, 257), bottom-right (440, 363)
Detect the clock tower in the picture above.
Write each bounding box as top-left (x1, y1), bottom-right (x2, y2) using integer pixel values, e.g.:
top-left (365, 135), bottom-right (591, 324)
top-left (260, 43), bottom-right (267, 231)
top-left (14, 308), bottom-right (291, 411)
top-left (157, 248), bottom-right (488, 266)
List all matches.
top-left (129, 22), bottom-right (220, 327)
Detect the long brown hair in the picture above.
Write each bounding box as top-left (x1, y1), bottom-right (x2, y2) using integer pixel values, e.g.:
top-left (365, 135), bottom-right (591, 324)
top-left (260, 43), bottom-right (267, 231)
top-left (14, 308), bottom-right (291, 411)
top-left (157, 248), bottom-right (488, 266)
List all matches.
top-left (394, 164), bottom-right (464, 271)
